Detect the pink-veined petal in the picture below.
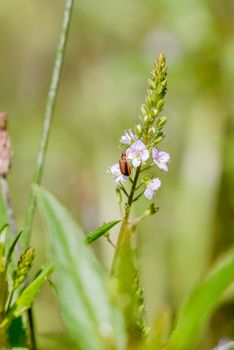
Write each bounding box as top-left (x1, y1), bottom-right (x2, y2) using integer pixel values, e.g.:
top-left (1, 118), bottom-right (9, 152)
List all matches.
top-left (159, 151), bottom-right (171, 163)
top-left (152, 147), bottom-right (159, 158)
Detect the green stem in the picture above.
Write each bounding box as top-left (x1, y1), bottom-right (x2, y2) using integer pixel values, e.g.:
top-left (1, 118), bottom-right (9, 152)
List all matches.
top-left (28, 308), bottom-right (37, 350)
top-left (6, 288), bottom-right (15, 314)
top-left (119, 183), bottom-right (129, 198)
top-left (23, 0), bottom-right (74, 248)
top-left (126, 166), bottom-right (141, 218)
top-left (110, 166), bottom-right (141, 276)
top-left (133, 189), bottom-right (145, 202)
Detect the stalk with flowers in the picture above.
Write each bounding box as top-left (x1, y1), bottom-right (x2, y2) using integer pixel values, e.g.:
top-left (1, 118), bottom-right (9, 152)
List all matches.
top-left (104, 53), bottom-right (171, 346)
top-left (109, 53), bottom-right (170, 213)
top-left (109, 53), bottom-right (170, 276)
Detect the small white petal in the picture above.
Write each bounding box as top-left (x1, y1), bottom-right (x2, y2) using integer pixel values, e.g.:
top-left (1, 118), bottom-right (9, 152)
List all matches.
top-left (144, 188), bottom-right (154, 200)
top-left (159, 151), bottom-right (171, 163)
top-left (132, 157), bottom-right (141, 168)
top-left (152, 178), bottom-right (161, 190)
top-left (141, 149), bottom-right (150, 161)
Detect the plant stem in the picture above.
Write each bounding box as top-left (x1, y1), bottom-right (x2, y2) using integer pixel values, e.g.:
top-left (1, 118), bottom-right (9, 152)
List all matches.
top-left (28, 308), bottom-right (37, 350)
top-left (126, 166), bottom-right (141, 218)
top-left (119, 183), bottom-right (129, 198)
top-left (0, 176), bottom-right (18, 239)
top-left (6, 289), bottom-right (14, 314)
top-left (110, 167), bottom-right (141, 276)
top-left (23, 0), bottom-right (74, 248)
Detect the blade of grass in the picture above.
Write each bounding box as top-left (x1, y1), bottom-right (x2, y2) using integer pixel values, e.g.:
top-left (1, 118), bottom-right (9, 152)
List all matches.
top-left (23, 0), bottom-right (74, 248)
top-left (165, 249), bottom-right (234, 350)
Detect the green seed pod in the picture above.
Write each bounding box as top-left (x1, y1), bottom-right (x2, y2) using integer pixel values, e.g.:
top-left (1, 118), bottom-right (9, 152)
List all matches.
top-left (13, 247), bottom-right (35, 290)
top-left (156, 116), bottom-right (167, 128)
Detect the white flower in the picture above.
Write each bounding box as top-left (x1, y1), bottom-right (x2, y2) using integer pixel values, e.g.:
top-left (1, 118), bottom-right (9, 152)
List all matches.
top-left (126, 140), bottom-right (149, 168)
top-left (144, 178), bottom-right (161, 200)
top-left (152, 147), bottom-right (171, 172)
top-left (120, 129), bottom-right (138, 144)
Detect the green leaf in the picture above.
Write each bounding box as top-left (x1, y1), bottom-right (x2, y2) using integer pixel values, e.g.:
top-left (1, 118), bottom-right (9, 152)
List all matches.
top-left (165, 249), bottom-right (234, 350)
top-left (0, 271), bottom-right (8, 313)
top-left (111, 221), bottom-right (146, 340)
top-left (5, 231), bottom-right (22, 269)
top-left (8, 317), bottom-right (27, 348)
top-left (0, 223), bottom-right (8, 236)
top-left (0, 261), bottom-right (52, 329)
top-left (85, 220), bottom-right (121, 245)
top-left (0, 193), bottom-right (8, 229)
top-left (35, 185), bottom-right (127, 350)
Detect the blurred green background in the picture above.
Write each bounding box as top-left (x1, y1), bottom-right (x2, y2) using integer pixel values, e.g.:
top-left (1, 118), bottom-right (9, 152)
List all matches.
top-left (0, 0), bottom-right (234, 349)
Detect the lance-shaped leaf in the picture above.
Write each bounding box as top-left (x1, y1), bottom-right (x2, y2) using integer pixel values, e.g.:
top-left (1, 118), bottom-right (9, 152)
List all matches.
top-left (5, 231), bottom-right (22, 269)
top-left (165, 249), bottom-right (234, 350)
top-left (35, 186), bottom-right (127, 350)
top-left (0, 194), bottom-right (8, 229)
top-left (85, 220), bottom-right (121, 245)
top-left (0, 223), bottom-right (8, 236)
top-left (0, 261), bottom-right (52, 330)
top-left (7, 317), bottom-right (27, 348)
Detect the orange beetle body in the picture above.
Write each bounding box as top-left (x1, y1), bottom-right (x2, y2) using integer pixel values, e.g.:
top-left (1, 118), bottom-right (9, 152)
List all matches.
top-left (119, 152), bottom-right (131, 176)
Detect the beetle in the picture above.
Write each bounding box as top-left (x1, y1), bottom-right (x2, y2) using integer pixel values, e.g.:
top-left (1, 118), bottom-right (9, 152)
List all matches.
top-left (119, 152), bottom-right (131, 176)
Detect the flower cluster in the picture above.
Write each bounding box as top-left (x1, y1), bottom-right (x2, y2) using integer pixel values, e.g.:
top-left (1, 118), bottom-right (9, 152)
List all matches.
top-left (108, 53), bottom-right (170, 204)
top-left (108, 138), bottom-right (170, 200)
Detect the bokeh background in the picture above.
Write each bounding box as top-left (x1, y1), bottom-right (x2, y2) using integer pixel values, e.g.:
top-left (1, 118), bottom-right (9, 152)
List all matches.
top-left (0, 0), bottom-right (234, 349)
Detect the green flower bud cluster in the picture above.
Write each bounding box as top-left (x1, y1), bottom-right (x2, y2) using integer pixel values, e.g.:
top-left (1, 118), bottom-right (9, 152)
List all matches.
top-left (13, 247), bottom-right (35, 290)
top-left (138, 53), bottom-right (168, 144)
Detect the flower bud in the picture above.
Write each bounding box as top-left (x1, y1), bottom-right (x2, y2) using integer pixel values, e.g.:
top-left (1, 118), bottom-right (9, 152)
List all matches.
top-left (13, 247), bottom-right (35, 290)
top-left (146, 95), bottom-right (153, 108)
top-left (154, 135), bottom-right (163, 145)
top-left (156, 99), bottom-right (165, 111)
top-left (148, 127), bottom-right (156, 138)
top-left (135, 124), bottom-right (143, 137)
top-left (156, 116), bottom-right (167, 128)
top-left (148, 78), bottom-right (156, 90)
top-left (141, 104), bottom-right (148, 116)
top-left (0, 112), bottom-right (12, 177)
top-left (156, 53), bottom-right (166, 76)
top-left (143, 115), bottom-right (150, 126)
